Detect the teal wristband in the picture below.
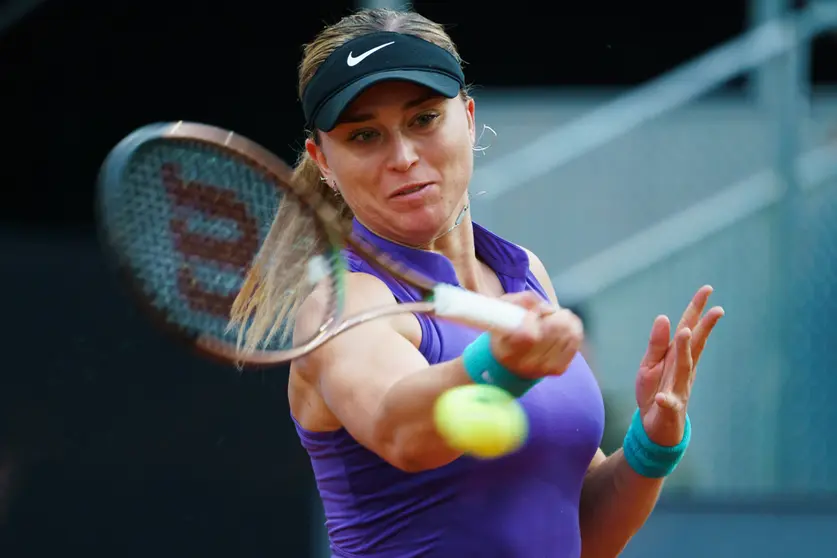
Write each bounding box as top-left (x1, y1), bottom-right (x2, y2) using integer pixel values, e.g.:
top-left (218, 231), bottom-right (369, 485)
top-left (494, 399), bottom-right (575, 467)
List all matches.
top-left (461, 332), bottom-right (539, 398)
top-left (622, 408), bottom-right (691, 478)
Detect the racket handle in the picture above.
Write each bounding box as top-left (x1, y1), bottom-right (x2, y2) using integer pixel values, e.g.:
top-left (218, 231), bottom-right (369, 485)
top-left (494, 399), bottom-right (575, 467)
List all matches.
top-left (432, 284), bottom-right (528, 332)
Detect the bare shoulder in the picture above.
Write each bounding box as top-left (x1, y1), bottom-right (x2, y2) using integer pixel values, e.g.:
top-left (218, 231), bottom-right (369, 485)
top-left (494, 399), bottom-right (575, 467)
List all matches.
top-left (290, 269), bottom-right (425, 378)
top-left (288, 271), bottom-right (404, 430)
top-left (292, 271), bottom-right (400, 369)
top-left (518, 245), bottom-right (559, 306)
top-left (520, 247), bottom-right (549, 278)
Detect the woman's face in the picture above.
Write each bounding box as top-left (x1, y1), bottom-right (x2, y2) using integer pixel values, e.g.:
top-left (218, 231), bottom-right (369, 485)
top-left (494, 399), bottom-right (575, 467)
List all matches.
top-left (307, 81), bottom-right (476, 246)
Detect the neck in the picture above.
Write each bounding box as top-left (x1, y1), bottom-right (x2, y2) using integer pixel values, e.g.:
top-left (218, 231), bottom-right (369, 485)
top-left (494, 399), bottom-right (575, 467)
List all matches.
top-left (357, 194), bottom-right (490, 293)
top-left (400, 194), bottom-right (485, 293)
top-left (423, 210), bottom-right (485, 293)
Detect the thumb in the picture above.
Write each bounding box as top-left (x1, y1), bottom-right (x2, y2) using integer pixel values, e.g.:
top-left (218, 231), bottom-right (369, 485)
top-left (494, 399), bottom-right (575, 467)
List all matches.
top-left (641, 315), bottom-right (671, 366)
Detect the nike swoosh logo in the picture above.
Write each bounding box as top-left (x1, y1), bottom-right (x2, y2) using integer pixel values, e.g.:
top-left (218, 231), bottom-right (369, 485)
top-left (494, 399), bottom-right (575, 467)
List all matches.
top-left (347, 41), bottom-right (395, 67)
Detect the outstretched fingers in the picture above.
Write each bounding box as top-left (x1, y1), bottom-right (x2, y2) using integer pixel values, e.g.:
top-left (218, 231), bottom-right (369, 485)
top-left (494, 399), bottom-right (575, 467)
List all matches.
top-left (690, 305), bottom-right (725, 365)
top-left (640, 314), bottom-right (671, 368)
top-left (657, 326), bottom-right (694, 412)
top-left (676, 285), bottom-right (714, 333)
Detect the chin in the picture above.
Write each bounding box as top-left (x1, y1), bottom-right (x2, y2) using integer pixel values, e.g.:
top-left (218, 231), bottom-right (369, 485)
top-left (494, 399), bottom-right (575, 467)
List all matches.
top-left (389, 206), bottom-right (455, 244)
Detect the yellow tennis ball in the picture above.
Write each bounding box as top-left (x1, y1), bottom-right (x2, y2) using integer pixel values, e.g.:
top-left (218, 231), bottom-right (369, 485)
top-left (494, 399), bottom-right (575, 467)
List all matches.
top-left (433, 384), bottom-right (528, 459)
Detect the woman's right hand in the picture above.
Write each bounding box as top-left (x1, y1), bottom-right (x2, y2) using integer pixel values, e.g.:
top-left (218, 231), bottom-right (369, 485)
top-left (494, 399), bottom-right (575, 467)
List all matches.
top-left (490, 291), bottom-right (584, 380)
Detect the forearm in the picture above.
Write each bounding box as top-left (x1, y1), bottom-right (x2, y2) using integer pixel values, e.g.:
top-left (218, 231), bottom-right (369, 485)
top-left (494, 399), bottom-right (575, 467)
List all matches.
top-left (578, 449), bottom-right (664, 558)
top-left (373, 357), bottom-right (473, 471)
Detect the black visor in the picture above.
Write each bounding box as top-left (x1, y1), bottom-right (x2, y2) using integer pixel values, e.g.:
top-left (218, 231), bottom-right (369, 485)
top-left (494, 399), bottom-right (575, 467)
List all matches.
top-left (301, 32), bottom-right (466, 132)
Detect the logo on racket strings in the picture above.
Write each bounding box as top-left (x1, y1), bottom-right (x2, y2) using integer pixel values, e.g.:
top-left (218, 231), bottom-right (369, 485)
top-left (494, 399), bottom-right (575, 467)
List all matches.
top-left (160, 163), bottom-right (261, 318)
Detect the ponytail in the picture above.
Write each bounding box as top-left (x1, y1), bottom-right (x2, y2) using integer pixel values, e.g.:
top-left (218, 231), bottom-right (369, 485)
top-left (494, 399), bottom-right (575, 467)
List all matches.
top-left (229, 149), bottom-right (353, 356)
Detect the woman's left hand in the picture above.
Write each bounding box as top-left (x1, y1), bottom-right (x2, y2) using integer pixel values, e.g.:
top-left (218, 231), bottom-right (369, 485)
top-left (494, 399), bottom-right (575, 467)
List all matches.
top-left (635, 285), bottom-right (725, 447)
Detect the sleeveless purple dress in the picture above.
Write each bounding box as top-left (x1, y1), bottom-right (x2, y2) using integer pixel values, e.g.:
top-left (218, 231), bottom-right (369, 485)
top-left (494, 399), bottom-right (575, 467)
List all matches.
top-left (293, 218), bottom-right (605, 557)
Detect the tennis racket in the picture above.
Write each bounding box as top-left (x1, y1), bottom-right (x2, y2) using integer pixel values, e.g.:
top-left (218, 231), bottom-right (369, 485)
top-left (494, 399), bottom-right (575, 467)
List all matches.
top-left (97, 121), bottom-right (527, 366)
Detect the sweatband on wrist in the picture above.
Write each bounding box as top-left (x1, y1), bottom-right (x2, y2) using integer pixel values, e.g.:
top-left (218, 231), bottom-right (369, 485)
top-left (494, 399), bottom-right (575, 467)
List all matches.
top-left (461, 332), bottom-right (539, 398)
top-left (622, 408), bottom-right (691, 478)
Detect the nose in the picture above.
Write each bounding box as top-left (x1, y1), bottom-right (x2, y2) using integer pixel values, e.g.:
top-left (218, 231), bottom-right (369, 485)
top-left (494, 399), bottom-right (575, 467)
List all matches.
top-left (387, 133), bottom-right (419, 172)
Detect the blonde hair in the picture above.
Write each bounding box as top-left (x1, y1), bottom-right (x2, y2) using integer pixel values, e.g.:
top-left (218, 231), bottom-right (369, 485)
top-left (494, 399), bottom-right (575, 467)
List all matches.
top-left (228, 8), bottom-right (467, 356)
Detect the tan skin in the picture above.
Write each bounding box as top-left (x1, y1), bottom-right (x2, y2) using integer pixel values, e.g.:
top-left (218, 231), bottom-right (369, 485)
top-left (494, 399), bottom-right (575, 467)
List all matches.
top-left (289, 81), bottom-right (724, 556)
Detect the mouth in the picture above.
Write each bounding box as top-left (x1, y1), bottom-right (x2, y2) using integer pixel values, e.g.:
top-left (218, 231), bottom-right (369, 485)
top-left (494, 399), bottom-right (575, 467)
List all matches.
top-left (390, 182), bottom-right (433, 198)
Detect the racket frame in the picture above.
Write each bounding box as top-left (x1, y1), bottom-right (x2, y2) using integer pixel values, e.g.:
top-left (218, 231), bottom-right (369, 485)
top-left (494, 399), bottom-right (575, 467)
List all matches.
top-left (99, 121), bottom-right (527, 366)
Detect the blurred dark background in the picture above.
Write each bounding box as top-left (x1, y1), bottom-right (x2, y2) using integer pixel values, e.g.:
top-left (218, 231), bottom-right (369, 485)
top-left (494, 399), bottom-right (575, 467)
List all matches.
top-left (1, 0), bottom-right (835, 556)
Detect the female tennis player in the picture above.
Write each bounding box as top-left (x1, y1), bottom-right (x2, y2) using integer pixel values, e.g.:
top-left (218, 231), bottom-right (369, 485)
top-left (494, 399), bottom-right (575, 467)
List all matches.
top-left (232, 8), bottom-right (724, 557)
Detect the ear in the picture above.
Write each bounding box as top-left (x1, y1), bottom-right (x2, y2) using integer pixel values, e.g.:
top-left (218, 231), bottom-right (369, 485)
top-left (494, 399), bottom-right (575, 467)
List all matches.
top-left (464, 96), bottom-right (476, 146)
top-left (305, 137), bottom-right (332, 182)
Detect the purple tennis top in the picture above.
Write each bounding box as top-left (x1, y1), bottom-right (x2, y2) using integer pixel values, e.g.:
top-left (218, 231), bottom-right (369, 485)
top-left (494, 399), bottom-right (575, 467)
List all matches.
top-left (293, 218), bottom-right (605, 557)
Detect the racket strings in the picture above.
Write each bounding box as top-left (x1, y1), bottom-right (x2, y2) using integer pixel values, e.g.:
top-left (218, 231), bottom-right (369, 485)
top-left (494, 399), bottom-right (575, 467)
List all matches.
top-left (115, 140), bottom-right (285, 348)
top-left (104, 125), bottom-right (352, 363)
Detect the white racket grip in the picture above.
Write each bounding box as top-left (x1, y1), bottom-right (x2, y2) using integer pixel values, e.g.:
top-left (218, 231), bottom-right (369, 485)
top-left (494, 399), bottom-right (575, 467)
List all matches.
top-left (432, 284), bottom-right (527, 333)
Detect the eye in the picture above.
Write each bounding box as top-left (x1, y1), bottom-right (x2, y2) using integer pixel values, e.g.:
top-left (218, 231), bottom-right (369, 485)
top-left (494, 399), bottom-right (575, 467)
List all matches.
top-left (348, 129), bottom-right (379, 143)
top-left (412, 112), bottom-right (440, 128)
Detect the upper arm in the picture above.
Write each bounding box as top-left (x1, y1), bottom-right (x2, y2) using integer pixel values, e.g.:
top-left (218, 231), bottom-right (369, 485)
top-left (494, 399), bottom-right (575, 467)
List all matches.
top-left (291, 272), bottom-right (429, 458)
